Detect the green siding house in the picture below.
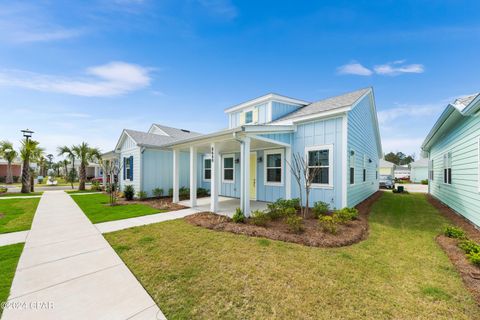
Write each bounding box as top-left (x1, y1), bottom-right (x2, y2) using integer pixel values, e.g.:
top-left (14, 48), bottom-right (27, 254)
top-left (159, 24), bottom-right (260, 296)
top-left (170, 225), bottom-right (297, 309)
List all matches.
top-left (421, 93), bottom-right (480, 227)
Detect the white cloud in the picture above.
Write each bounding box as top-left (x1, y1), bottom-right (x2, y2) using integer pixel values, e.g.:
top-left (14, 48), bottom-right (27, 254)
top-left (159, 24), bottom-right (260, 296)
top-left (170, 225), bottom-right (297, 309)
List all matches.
top-left (336, 63), bottom-right (373, 76)
top-left (0, 61), bottom-right (152, 97)
top-left (198, 0), bottom-right (238, 19)
top-left (374, 60), bottom-right (425, 76)
top-left (377, 104), bottom-right (441, 126)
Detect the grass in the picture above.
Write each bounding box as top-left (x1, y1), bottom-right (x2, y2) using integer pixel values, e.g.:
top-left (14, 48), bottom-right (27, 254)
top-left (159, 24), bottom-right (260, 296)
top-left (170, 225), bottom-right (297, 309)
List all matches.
top-left (65, 190), bottom-right (101, 194)
top-left (71, 193), bottom-right (164, 224)
top-left (0, 192), bottom-right (43, 197)
top-left (0, 243), bottom-right (24, 317)
top-left (0, 198), bottom-right (40, 234)
top-left (105, 192), bottom-right (480, 319)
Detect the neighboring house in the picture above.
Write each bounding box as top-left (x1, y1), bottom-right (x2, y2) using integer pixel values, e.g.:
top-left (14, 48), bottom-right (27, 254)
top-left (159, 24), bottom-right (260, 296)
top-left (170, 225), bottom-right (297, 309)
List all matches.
top-left (137, 87), bottom-right (382, 216)
top-left (394, 165), bottom-right (411, 179)
top-left (421, 92), bottom-right (480, 227)
top-left (114, 124), bottom-right (202, 194)
top-left (60, 162), bottom-right (103, 180)
top-left (379, 159), bottom-right (395, 177)
top-left (410, 158), bottom-right (429, 183)
top-left (0, 157), bottom-right (22, 182)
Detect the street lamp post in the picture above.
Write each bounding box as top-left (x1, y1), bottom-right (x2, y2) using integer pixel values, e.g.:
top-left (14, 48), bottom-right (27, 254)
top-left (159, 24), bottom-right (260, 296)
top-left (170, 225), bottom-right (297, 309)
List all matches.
top-left (20, 129), bottom-right (34, 193)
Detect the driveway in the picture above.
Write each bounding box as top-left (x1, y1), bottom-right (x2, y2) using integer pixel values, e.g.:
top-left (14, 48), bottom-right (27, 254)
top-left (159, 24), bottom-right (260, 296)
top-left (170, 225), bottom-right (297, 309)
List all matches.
top-left (402, 183), bottom-right (428, 193)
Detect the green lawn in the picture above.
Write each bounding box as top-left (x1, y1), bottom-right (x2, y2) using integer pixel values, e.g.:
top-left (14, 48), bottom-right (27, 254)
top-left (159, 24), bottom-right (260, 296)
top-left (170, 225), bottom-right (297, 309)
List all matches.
top-left (0, 192), bottom-right (43, 197)
top-left (0, 243), bottom-right (24, 317)
top-left (71, 193), bottom-right (164, 224)
top-left (105, 193), bottom-right (479, 319)
top-left (66, 190), bottom-right (101, 194)
top-left (0, 198), bottom-right (40, 234)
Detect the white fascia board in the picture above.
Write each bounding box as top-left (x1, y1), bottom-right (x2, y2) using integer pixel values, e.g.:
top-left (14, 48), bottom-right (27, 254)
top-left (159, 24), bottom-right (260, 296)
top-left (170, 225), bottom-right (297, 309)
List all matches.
top-left (224, 94), bottom-right (309, 114)
top-left (462, 94), bottom-right (480, 116)
top-left (114, 130), bottom-right (136, 152)
top-left (274, 107), bottom-right (351, 125)
top-left (241, 125), bottom-right (295, 133)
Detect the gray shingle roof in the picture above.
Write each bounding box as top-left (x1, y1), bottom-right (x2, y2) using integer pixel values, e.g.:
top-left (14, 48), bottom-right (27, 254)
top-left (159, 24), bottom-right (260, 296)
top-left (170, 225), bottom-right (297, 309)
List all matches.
top-left (410, 158), bottom-right (429, 168)
top-left (273, 88), bottom-right (371, 122)
top-left (152, 124), bottom-right (202, 139)
top-left (125, 128), bottom-right (202, 148)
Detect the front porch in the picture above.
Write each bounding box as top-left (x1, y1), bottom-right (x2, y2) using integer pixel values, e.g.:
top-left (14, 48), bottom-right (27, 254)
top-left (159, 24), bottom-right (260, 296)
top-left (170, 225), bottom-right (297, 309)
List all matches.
top-left (179, 196), bottom-right (269, 217)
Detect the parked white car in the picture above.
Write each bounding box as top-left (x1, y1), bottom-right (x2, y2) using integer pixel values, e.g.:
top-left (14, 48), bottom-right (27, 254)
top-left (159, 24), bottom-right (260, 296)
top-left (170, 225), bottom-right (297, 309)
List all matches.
top-left (379, 175), bottom-right (395, 189)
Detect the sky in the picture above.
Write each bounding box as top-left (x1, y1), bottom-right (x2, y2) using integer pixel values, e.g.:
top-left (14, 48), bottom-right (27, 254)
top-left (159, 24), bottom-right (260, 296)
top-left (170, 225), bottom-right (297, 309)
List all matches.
top-left (0, 0), bottom-right (479, 160)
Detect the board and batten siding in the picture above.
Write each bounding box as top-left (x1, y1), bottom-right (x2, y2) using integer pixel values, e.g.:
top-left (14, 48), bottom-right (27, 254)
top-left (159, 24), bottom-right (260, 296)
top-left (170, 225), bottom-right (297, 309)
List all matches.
top-left (271, 102), bottom-right (301, 121)
top-left (292, 117), bottom-right (344, 209)
top-left (347, 94), bottom-right (380, 207)
top-left (429, 113), bottom-right (480, 227)
top-left (119, 135), bottom-right (141, 193)
top-left (228, 103), bottom-right (268, 128)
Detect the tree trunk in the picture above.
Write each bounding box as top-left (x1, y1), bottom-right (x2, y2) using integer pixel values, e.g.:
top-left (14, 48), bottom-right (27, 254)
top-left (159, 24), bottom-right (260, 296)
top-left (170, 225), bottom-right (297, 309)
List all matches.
top-left (6, 162), bottom-right (13, 184)
top-left (21, 159), bottom-right (30, 193)
top-left (79, 163), bottom-right (86, 190)
top-left (30, 174), bottom-right (34, 192)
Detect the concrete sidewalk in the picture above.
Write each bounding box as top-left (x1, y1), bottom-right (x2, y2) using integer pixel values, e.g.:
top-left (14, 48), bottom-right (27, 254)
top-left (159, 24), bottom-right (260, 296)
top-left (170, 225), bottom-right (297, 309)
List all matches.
top-left (2, 191), bottom-right (166, 320)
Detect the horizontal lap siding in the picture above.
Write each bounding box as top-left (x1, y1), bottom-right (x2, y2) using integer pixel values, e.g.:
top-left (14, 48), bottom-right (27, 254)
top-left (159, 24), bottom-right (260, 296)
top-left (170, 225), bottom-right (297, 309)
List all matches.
top-left (429, 114), bottom-right (480, 226)
top-left (347, 95), bottom-right (380, 207)
top-left (292, 117), bottom-right (343, 209)
top-left (411, 167), bottom-right (428, 183)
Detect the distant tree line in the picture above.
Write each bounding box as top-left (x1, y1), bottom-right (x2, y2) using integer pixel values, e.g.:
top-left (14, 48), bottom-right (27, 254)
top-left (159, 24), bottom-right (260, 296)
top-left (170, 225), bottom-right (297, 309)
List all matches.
top-left (384, 152), bottom-right (415, 165)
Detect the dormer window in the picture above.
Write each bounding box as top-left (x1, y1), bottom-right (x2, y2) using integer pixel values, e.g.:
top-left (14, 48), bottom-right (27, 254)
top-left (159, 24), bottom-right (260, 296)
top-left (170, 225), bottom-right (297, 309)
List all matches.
top-left (245, 110), bottom-right (253, 124)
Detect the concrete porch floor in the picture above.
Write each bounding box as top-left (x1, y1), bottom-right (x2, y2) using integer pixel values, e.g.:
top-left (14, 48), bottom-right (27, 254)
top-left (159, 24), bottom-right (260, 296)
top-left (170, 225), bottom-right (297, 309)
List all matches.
top-left (179, 196), bottom-right (269, 217)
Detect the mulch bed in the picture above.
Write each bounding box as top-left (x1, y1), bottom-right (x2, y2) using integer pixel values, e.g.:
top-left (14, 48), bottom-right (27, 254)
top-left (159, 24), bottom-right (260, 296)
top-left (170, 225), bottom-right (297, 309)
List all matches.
top-left (118, 197), bottom-right (187, 211)
top-left (427, 195), bottom-right (480, 304)
top-left (185, 192), bottom-right (382, 248)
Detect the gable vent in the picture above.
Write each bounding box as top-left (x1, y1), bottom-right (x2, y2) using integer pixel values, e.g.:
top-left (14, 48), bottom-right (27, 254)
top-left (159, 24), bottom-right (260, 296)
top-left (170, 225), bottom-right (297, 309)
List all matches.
top-left (181, 129), bottom-right (190, 133)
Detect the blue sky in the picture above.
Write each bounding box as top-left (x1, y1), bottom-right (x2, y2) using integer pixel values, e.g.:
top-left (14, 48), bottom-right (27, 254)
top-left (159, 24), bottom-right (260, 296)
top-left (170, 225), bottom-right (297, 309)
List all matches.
top-left (0, 0), bottom-right (479, 159)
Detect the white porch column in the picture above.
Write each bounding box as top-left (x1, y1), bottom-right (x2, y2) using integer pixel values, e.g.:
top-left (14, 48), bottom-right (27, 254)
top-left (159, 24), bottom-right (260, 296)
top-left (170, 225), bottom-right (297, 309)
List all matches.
top-left (242, 137), bottom-right (251, 216)
top-left (239, 140), bottom-right (245, 213)
top-left (210, 142), bottom-right (219, 212)
top-left (189, 146), bottom-right (197, 207)
top-left (173, 149), bottom-right (180, 203)
top-left (285, 146), bottom-right (292, 199)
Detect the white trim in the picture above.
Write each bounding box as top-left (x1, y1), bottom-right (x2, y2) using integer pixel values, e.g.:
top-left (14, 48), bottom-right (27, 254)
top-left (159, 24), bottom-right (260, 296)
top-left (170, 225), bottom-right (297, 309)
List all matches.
top-left (285, 146), bottom-right (292, 199)
top-left (221, 154), bottom-right (235, 184)
top-left (172, 149), bottom-right (180, 203)
top-left (247, 134), bottom-right (291, 147)
top-left (306, 144), bottom-right (334, 189)
top-left (341, 116), bottom-right (348, 207)
top-left (189, 146), bottom-right (197, 207)
top-left (264, 148), bottom-right (284, 186)
top-left (442, 151), bottom-right (452, 185)
top-left (273, 108), bottom-right (350, 126)
top-left (250, 151), bottom-right (257, 200)
top-left (203, 156), bottom-right (212, 182)
top-left (349, 150), bottom-right (355, 186)
top-left (210, 143), bottom-right (219, 212)
top-left (267, 101), bottom-right (273, 123)
top-left (224, 93), bottom-right (309, 113)
top-left (478, 137), bottom-right (480, 192)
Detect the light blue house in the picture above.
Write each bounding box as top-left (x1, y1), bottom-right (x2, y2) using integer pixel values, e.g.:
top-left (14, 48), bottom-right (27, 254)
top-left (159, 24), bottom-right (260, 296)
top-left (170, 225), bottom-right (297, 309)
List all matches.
top-left (114, 88), bottom-right (382, 216)
top-left (421, 93), bottom-right (480, 226)
top-left (409, 158), bottom-right (428, 183)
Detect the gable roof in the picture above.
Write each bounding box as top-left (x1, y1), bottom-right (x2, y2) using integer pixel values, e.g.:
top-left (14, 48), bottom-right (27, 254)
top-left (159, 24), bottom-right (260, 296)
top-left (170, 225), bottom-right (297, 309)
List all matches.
top-left (273, 88), bottom-right (371, 123)
top-left (150, 124), bottom-right (201, 139)
top-left (410, 158), bottom-right (429, 168)
top-left (379, 159), bottom-right (395, 168)
top-left (224, 93), bottom-right (309, 113)
top-left (421, 93), bottom-right (480, 152)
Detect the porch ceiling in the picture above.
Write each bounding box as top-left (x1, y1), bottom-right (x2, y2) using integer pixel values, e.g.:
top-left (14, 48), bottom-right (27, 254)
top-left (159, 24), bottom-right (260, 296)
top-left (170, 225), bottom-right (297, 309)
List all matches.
top-left (175, 135), bottom-right (289, 153)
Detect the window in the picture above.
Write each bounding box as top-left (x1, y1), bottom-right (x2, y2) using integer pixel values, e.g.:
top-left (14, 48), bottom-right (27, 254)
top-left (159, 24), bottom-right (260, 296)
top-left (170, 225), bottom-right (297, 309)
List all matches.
top-left (124, 156), bottom-right (133, 180)
top-left (349, 150), bottom-right (355, 185)
top-left (222, 155), bottom-right (234, 183)
top-left (245, 110), bottom-right (253, 124)
top-left (429, 159), bottom-right (434, 181)
top-left (363, 155), bottom-right (367, 182)
top-left (203, 157), bottom-right (211, 181)
top-left (306, 145), bottom-right (333, 187)
top-left (443, 152), bottom-right (452, 184)
top-left (264, 149), bottom-right (284, 185)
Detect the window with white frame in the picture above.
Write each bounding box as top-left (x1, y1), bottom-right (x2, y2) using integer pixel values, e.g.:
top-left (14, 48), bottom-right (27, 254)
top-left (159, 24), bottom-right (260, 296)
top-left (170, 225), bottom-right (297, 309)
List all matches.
top-left (222, 155), bottom-right (234, 183)
top-left (363, 155), bottom-right (367, 182)
top-left (244, 110), bottom-right (253, 124)
top-left (203, 157), bottom-right (211, 181)
top-left (429, 159), bottom-right (434, 181)
top-left (443, 152), bottom-right (452, 184)
top-left (306, 145), bottom-right (333, 187)
top-left (264, 149), bottom-right (283, 185)
top-left (349, 150), bottom-right (355, 185)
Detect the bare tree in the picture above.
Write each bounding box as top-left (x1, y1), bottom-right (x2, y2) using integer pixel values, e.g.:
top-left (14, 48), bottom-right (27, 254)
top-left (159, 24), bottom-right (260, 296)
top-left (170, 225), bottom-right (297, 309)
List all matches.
top-left (287, 152), bottom-right (323, 218)
top-left (101, 159), bottom-right (123, 206)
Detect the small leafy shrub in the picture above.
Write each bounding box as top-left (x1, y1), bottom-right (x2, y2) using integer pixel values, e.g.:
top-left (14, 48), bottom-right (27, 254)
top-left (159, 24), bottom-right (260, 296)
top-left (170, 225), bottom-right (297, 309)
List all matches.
top-left (458, 239), bottom-right (480, 255)
top-left (250, 210), bottom-right (269, 226)
top-left (421, 179), bottom-right (429, 185)
top-left (168, 188), bottom-right (173, 197)
top-left (285, 215), bottom-right (303, 233)
top-left (444, 225), bottom-right (466, 239)
top-left (197, 187), bottom-right (209, 197)
top-left (266, 202), bottom-right (283, 220)
top-left (91, 180), bottom-right (102, 191)
top-left (318, 215), bottom-right (339, 234)
top-left (267, 198), bottom-right (299, 220)
top-left (137, 191), bottom-right (147, 200)
top-left (124, 185), bottom-right (135, 201)
top-left (179, 186), bottom-right (189, 198)
top-left (333, 207), bottom-right (359, 223)
top-left (467, 252), bottom-right (480, 266)
top-left (152, 188), bottom-right (163, 198)
top-left (232, 208), bottom-right (245, 223)
top-left (0, 186), bottom-right (7, 193)
top-left (312, 201), bottom-right (330, 218)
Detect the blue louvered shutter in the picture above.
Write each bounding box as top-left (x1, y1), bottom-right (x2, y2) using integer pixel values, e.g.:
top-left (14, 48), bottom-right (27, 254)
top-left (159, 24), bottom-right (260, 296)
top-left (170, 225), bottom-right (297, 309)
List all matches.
top-left (123, 157), bottom-right (126, 180)
top-left (129, 156), bottom-right (133, 180)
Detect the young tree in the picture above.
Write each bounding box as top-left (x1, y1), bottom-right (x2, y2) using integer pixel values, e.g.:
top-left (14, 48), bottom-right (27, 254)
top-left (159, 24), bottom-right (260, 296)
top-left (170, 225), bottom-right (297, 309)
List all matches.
top-left (0, 141), bottom-right (18, 184)
top-left (20, 139), bottom-right (43, 193)
top-left (101, 159), bottom-right (122, 206)
top-left (287, 152), bottom-right (323, 218)
top-left (72, 143), bottom-right (101, 191)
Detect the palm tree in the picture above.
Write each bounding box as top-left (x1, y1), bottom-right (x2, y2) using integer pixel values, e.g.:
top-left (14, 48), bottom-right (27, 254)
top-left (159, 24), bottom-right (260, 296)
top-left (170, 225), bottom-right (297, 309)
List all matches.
top-left (0, 141), bottom-right (18, 184)
top-left (72, 143), bottom-right (101, 190)
top-left (20, 139), bottom-right (43, 193)
top-left (57, 146), bottom-right (76, 189)
top-left (37, 156), bottom-right (46, 177)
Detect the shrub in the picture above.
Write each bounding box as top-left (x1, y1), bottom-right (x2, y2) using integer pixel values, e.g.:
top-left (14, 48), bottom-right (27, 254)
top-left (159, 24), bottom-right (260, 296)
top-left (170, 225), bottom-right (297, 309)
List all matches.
top-left (124, 185), bottom-right (135, 201)
top-left (179, 186), bottom-right (189, 198)
top-left (285, 215), bottom-right (303, 233)
top-left (276, 198), bottom-right (301, 210)
top-left (266, 198), bottom-right (299, 220)
top-left (333, 207), bottom-right (359, 223)
top-left (91, 180), bottom-right (102, 191)
top-left (421, 179), bottom-right (429, 185)
top-left (312, 201), bottom-right (330, 218)
top-left (467, 252), bottom-right (480, 266)
top-left (444, 225), bottom-right (466, 239)
top-left (152, 188), bottom-right (163, 198)
top-left (250, 210), bottom-right (269, 226)
top-left (137, 191), bottom-right (147, 200)
top-left (232, 208), bottom-right (245, 223)
top-left (0, 186), bottom-right (7, 194)
top-left (197, 187), bottom-right (209, 197)
top-left (458, 239), bottom-right (480, 255)
top-left (168, 188), bottom-right (173, 197)
top-left (319, 215), bottom-right (338, 234)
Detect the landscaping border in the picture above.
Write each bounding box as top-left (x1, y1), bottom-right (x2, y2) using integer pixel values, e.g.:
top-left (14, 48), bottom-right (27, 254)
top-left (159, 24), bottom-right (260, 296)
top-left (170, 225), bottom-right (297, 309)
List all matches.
top-left (186, 191), bottom-right (382, 248)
